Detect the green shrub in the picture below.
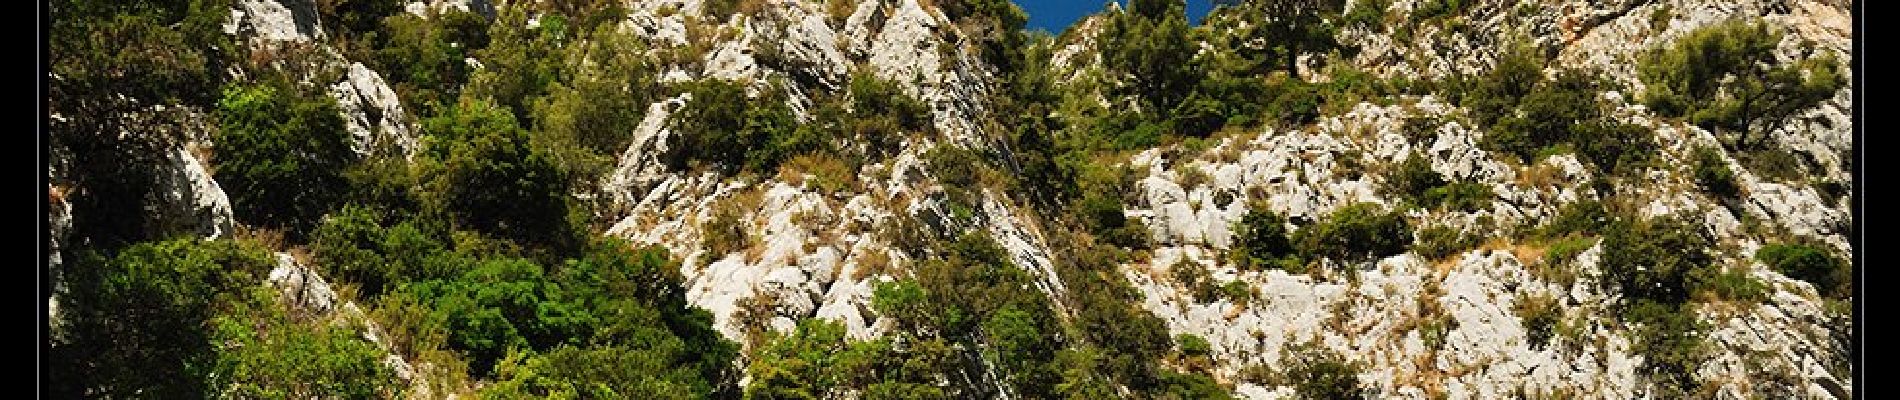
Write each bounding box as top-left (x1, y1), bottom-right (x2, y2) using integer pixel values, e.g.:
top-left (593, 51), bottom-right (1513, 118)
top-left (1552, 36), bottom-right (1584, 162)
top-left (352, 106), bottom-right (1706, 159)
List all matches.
top-left (1177, 334), bottom-right (1212, 358)
top-left (1170, 261), bottom-right (1221, 302)
top-left (664, 79), bottom-right (806, 174)
top-left (373, 11), bottom-right (489, 113)
top-left (1691, 146), bottom-right (1740, 198)
top-left (1623, 300), bottom-right (1706, 397)
top-left (1513, 293), bottom-right (1561, 349)
top-left (1411, 225), bottom-right (1477, 261)
top-left (311, 205), bottom-right (459, 298)
top-left (1230, 204), bottom-right (1299, 271)
top-left (1463, 43), bottom-right (1543, 127)
top-left (1386, 152), bottom-right (1446, 204)
top-left (1540, 199), bottom-right (1610, 238)
top-left (48, 238), bottom-right (278, 397)
top-left (1756, 243), bottom-right (1851, 299)
top-left (214, 79), bottom-right (356, 236)
top-left (1598, 216), bottom-right (1713, 305)
top-left (210, 290), bottom-right (402, 399)
top-left (1282, 343), bottom-right (1368, 400)
top-left (529, 24), bottom-right (656, 181)
top-left (1573, 120), bottom-right (1658, 176)
top-left (1221, 280), bottom-right (1254, 305)
top-left (419, 99), bottom-right (579, 254)
top-left (1689, 266), bottom-right (1768, 304)
top-left (1294, 203), bottom-right (1413, 265)
top-left (701, 201), bottom-right (750, 260)
top-left (1422, 182), bottom-right (1494, 212)
top-left (1638, 20), bottom-right (1844, 147)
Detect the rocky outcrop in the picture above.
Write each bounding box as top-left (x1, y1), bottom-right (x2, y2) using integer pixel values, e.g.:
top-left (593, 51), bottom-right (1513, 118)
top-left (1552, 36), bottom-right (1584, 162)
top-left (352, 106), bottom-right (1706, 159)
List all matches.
top-left (266, 252), bottom-right (441, 398)
top-left (152, 145), bottom-right (238, 240)
top-left (329, 62), bottom-right (419, 156)
top-left (228, 0), bottom-right (420, 158)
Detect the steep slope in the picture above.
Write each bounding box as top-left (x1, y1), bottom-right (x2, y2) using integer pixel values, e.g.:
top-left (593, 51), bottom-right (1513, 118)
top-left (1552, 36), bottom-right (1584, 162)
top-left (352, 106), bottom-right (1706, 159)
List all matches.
top-left (45, 0), bottom-right (1854, 398)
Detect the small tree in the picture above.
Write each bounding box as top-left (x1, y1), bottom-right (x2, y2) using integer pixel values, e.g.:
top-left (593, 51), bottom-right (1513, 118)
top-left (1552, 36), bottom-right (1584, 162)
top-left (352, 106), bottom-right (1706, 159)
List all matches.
top-left (214, 79), bottom-right (356, 236)
top-left (1639, 20), bottom-right (1844, 148)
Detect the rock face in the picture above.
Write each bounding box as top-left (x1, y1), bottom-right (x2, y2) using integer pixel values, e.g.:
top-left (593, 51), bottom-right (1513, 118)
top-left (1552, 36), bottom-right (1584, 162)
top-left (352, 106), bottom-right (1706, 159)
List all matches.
top-left (1109, 0), bottom-right (1854, 394)
top-left (329, 62), bottom-right (419, 156)
top-left (46, 0), bottom-right (1851, 397)
top-left (152, 145), bottom-right (239, 240)
top-left (602, 0), bottom-right (1069, 347)
top-left (227, 0), bottom-right (420, 158)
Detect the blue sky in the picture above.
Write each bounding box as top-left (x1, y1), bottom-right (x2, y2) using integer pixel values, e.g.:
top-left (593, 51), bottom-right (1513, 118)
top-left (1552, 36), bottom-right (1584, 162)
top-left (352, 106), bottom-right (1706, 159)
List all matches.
top-left (1014, 0), bottom-right (1216, 34)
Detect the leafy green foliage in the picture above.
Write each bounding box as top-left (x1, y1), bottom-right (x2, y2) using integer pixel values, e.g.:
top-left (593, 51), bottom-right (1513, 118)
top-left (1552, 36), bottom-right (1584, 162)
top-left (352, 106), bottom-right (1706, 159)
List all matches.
top-left (1230, 204), bottom-right (1300, 271)
top-left (1638, 20), bottom-right (1844, 147)
top-left (1278, 343), bottom-right (1368, 400)
top-left (1624, 301), bottom-right (1706, 397)
top-left (214, 79), bottom-right (358, 236)
top-left (1462, 43), bottom-right (1543, 127)
top-left (1757, 243), bottom-right (1851, 299)
top-left (1411, 225), bottom-right (1478, 261)
top-left (210, 290), bottom-right (402, 398)
top-left (465, 6), bottom-right (567, 116)
top-left (1513, 293), bottom-right (1561, 350)
top-left (373, 10), bottom-right (491, 113)
top-left (742, 318), bottom-right (953, 400)
top-left (1540, 199), bottom-right (1611, 238)
top-left (1176, 334), bottom-right (1213, 358)
top-left (529, 24), bottom-right (658, 181)
top-left (311, 205), bottom-right (462, 298)
top-left (1386, 152), bottom-right (1447, 203)
top-left (383, 240), bottom-right (736, 393)
top-left (1098, 0), bottom-right (1196, 120)
top-left (664, 79), bottom-right (807, 174)
top-left (419, 99), bottom-right (581, 255)
top-left (1422, 182), bottom-right (1494, 212)
top-left (48, 239), bottom-right (275, 397)
top-left (1293, 203), bottom-right (1413, 265)
top-left (51, 239), bottom-right (396, 398)
top-left (1691, 146), bottom-right (1741, 199)
top-left (1599, 216), bottom-right (1714, 305)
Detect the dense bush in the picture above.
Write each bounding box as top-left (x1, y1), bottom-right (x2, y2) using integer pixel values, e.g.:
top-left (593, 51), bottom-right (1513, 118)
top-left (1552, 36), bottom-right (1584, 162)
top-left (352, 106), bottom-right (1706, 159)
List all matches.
top-left (419, 99), bottom-right (580, 255)
top-left (49, 239), bottom-right (275, 397)
top-left (1513, 293), bottom-right (1562, 350)
top-left (1638, 20), bottom-right (1844, 147)
top-left (1293, 203), bottom-right (1413, 265)
top-left (373, 10), bottom-right (491, 113)
top-left (1279, 343), bottom-right (1369, 400)
top-left (1690, 146), bottom-right (1740, 199)
top-left (1598, 216), bottom-right (1714, 304)
top-left (742, 318), bottom-right (954, 399)
top-left (1230, 204), bottom-right (1300, 271)
top-left (1757, 243), bottom-right (1851, 299)
top-left (210, 290), bottom-right (402, 398)
top-left (1386, 152), bottom-right (1446, 204)
top-left (664, 79), bottom-right (807, 174)
top-left (1411, 225), bottom-right (1478, 261)
top-left (1541, 199), bottom-right (1611, 238)
top-left (529, 24), bottom-right (657, 181)
top-left (51, 239), bottom-right (397, 398)
top-left (214, 79), bottom-right (357, 236)
top-left (1422, 182), bottom-right (1494, 212)
top-left (1462, 43), bottom-right (1544, 127)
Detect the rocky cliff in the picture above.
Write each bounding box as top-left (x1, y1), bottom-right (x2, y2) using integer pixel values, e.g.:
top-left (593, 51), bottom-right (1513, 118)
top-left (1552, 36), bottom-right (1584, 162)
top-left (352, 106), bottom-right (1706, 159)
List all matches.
top-left (46, 0), bottom-right (1854, 398)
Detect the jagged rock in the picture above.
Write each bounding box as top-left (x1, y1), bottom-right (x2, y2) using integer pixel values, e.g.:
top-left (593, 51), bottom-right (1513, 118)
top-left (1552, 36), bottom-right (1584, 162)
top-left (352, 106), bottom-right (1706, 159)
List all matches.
top-left (328, 62), bottom-right (418, 156)
top-left (152, 146), bottom-right (237, 240)
top-left (228, 0), bottom-right (325, 42)
top-left (267, 252), bottom-right (340, 315)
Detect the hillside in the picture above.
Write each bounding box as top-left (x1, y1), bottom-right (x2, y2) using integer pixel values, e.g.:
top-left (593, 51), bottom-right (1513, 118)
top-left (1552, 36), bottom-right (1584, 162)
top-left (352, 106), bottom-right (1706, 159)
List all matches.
top-left (46, 0), bottom-right (1855, 398)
